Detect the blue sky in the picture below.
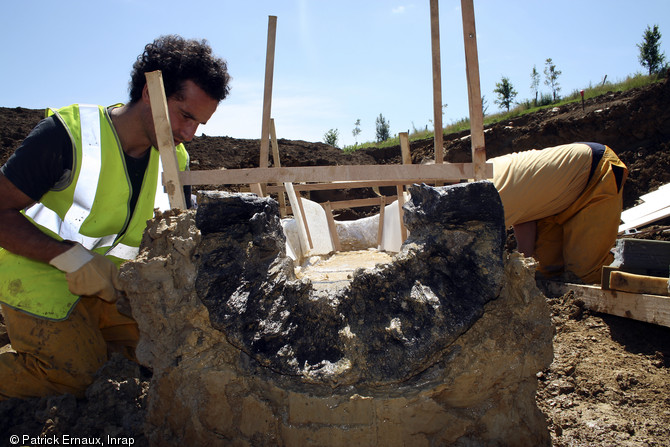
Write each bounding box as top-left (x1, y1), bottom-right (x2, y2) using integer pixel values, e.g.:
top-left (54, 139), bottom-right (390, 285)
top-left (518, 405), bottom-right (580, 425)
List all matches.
top-left (2, 1), bottom-right (669, 147)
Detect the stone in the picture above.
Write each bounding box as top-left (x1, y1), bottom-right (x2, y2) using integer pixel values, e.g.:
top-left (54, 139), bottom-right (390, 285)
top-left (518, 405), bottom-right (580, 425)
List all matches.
top-left (118, 182), bottom-right (554, 446)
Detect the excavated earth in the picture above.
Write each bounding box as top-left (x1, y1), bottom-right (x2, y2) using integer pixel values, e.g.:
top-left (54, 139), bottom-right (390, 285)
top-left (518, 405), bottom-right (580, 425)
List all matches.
top-left (1, 76), bottom-right (670, 446)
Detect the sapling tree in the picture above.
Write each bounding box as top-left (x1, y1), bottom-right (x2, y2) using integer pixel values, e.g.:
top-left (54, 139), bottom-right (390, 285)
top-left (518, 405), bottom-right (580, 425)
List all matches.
top-left (530, 65), bottom-right (540, 106)
top-left (352, 119), bottom-right (361, 146)
top-left (323, 128), bottom-right (339, 148)
top-left (638, 24), bottom-right (667, 75)
top-left (493, 76), bottom-right (517, 112)
top-left (375, 113), bottom-right (390, 142)
top-left (544, 58), bottom-right (562, 102)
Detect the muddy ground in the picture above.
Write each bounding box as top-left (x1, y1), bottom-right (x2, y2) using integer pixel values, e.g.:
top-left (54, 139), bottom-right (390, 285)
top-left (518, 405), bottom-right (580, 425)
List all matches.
top-left (1, 76), bottom-right (670, 446)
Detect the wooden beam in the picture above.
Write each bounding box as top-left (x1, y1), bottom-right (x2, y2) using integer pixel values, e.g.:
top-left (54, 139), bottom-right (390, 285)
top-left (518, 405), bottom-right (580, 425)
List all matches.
top-left (284, 183), bottom-right (310, 253)
top-left (460, 0), bottom-right (487, 180)
top-left (249, 183), bottom-right (264, 197)
top-left (399, 132), bottom-right (414, 190)
top-left (322, 202), bottom-right (341, 252)
top-left (609, 271), bottom-right (669, 297)
top-left (180, 163), bottom-right (493, 186)
top-left (399, 132), bottom-right (412, 164)
top-left (270, 119), bottom-right (287, 217)
top-left (266, 179), bottom-right (453, 194)
top-left (429, 0), bottom-right (444, 164)
top-left (145, 71), bottom-right (187, 210)
top-left (397, 185), bottom-right (407, 242)
top-left (259, 15), bottom-right (277, 169)
top-left (327, 196), bottom-right (398, 210)
top-left (619, 183), bottom-right (670, 233)
top-left (296, 193), bottom-right (313, 250)
top-left (542, 281), bottom-right (670, 328)
top-left (377, 195), bottom-right (386, 249)
top-left (254, 15), bottom-right (278, 197)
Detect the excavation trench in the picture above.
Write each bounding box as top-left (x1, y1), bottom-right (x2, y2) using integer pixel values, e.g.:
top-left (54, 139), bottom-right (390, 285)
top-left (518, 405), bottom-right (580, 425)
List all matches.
top-left (119, 181), bottom-right (554, 446)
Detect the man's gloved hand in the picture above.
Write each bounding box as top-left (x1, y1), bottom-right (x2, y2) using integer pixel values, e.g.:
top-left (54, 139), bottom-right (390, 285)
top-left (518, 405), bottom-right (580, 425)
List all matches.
top-left (49, 243), bottom-right (120, 303)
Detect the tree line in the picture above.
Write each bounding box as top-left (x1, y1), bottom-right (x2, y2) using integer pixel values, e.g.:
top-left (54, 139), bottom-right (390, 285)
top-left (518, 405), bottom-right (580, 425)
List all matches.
top-left (324, 24), bottom-right (667, 148)
top-left (493, 24), bottom-right (667, 113)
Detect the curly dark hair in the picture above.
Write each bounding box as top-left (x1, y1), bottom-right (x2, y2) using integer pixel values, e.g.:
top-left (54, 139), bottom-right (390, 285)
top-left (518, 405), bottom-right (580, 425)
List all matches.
top-left (128, 35), bottom-right (231, 104)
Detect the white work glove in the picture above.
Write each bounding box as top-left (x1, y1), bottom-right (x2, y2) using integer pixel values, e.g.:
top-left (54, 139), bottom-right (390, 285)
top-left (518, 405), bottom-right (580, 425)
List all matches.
top-left (49, 243), bottom-right (120, 303)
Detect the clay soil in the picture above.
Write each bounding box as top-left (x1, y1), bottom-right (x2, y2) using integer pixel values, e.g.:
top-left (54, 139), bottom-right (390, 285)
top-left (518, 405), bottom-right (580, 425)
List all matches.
top-left (1, 76), bottom-right (670, 446)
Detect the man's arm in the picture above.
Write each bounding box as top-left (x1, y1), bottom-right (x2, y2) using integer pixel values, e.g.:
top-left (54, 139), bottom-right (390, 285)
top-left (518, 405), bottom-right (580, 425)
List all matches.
top-left (0, 173), bottom-right (72, 263)
top-left (513, 220), bottom-right (537, 258)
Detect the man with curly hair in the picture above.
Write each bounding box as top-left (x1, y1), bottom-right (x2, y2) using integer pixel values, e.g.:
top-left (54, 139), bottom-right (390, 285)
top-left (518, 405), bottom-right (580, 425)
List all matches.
top-left (0, 35), bottom-right (231, 399)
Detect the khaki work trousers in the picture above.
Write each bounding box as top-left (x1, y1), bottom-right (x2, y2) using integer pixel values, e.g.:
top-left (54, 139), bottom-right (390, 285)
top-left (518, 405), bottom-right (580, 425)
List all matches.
top-left (534, 148), bottom-right (627, 284)
top-left (0, 296), bottom-right (138, 400)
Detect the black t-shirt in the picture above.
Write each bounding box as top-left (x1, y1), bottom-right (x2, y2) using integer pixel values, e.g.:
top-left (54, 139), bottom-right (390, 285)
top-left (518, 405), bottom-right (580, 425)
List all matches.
top-left (1, 114), bottom-right (191, 211)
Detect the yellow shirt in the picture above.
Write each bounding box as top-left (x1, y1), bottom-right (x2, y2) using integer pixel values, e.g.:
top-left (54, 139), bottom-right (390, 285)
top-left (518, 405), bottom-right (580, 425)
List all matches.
top-left (491, 143), bottom-right (592, 227)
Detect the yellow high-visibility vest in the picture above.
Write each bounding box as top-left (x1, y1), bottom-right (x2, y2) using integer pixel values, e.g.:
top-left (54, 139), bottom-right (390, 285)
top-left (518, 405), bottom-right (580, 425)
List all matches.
top-left (0, 104), bottom-right (189, 320)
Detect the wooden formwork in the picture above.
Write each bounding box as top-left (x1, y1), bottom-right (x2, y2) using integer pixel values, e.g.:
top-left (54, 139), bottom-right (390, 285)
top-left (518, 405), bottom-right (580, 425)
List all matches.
top-left (147, 0), bottom-right (492, 242)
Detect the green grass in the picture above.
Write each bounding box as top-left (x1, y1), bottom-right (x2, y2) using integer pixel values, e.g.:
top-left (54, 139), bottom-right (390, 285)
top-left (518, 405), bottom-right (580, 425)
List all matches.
top-left (342, 73), bottom-right (665, 153)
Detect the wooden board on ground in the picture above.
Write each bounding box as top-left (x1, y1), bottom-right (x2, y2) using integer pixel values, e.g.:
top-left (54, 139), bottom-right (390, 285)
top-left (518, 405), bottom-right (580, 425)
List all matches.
top-left (542, 281), bottom-right (670, 328)
top-left (609, 271), bottom-right (669, 297)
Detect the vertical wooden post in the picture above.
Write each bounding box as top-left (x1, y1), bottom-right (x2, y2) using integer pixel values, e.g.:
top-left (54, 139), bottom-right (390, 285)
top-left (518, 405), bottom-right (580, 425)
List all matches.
top-left (145, 70), bottom-right (187, 210)
top-left (377, 195), bottom-right (386, 249)
top-left (296, 193), bottom-right (314, 250)
top-left (260, 15), bottom-right (277, 169)
top-left (399, 132), bottom-right (413, 190)
top-left (256, 15), bottom-right (278, 196)
top-left (396, 185), bottom-right (407, 243)
top-left (461, 0), bottom-right (487, 180)
top-left (284, 182), bottom-right (311, 254)
top-left (270, 118), bottom-right (287, 217)
top-left (322, 202), bottom-right (341, 252)
top-left (399, 132), bottom-right (412, 165)
top-left (430, 0), bottom-right (444, 164)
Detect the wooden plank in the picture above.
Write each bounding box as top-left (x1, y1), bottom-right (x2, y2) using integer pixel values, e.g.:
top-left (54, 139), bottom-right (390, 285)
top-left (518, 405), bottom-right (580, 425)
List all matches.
top-left (460, 0), bottom-right (487, 180)
top-left (399, 132), bottom-right (412, 164)
top-left (397, 185), bottom-right (407, 242)
top-left (266, 179), bottom-right (453, 193)
top-left (322, 202), bottom-right (341, 252)
top-left (399, 131), bottom-right (414, 189)
top-left (259, 16), bottom-right (277, 169)
top-left (296, 193), bottom-right (313, 250)
top-left (619, 206), bottom-right (670, 234)
top-left (542, 281), bottom-right (670, 328)
top-left (270, 119), bottom-right (287, 217)
top-left (601, 265), bottom-right (620, 290)
top-left (610, 271), bottom-right (669, 297)
top-left (254, 15), bottom-right (278, 198)
top-left (619, 183), bottom-right (670, 233)
top-left (621, 196), bottom-right (670, 223)
top-left (429, 0), bottom-right (444, 164)
top-left (377, 195), bottom-right (386, 249)
top-left (180, 163), bottom-right (493, 186)
top-left (145, 71), bottom-right (187, 210)
top-left (284, 183), bottom-right (310, 253)
top-left (249, 183), bottom-right (264, 197)
top-left (328, 196), bottom-right (397, 210)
